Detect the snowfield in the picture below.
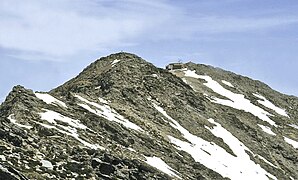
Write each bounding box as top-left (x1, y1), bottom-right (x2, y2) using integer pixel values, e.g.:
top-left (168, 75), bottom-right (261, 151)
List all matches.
top-left (183, 70), bottom-right (279, 126)
top-left (153, 103), bottom-right (277, 180)
top-left (253, 93), bottom-right (288, 117)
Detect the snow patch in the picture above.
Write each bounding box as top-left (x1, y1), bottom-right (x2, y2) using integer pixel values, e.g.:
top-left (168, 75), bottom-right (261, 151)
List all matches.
top-left (288, 124), bottom-right (298, 129)
top-left (183, 70), bottom-right (276, 126)
top-left (39, 109), bottom-right (87, 129)
top-left (35, 93), bottom-right (67, 108)
top-left (41, 160), bottom-right (53, 170)
top-left (221, 80), bottom-right (234, 87)
top-left (111, 59), bottom-right (120, 67)
top-left (257, 124), bottom-right (276, 136)
top-left (153, 103), bottom-right (277, 180)
top-left (284, 137), bottom-right (298, 149)
top-left (36, 122), bottom-right (103, 150)
top-left (145, 156), bottom-right (181, 179)
top-left (253, 93), bottom-right (288, 117)
top-left (206, 118), bottom-right (251, 158)
top-left (151, 74), bottom-right (158, 78)
top-left (127, 148), bottom-right (136, 152)
top-left (75, 95), bottom-right (143, 131)
top-left (38, 109), bottom-right (103, 150)
top-left (8, 114), bottom-right (33, 129)
top-left (0, 155), bottom-right (6, 161)
top-left (98, 97), bottom-right (109, 104)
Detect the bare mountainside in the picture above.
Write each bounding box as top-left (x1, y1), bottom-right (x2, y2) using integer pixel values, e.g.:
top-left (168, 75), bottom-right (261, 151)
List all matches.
top-left (0, 52), bottom-right (297, 180)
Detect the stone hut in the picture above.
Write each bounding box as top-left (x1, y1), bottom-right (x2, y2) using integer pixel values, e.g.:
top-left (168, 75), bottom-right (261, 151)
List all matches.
top-left (166, 63), bottom-right (185, 70)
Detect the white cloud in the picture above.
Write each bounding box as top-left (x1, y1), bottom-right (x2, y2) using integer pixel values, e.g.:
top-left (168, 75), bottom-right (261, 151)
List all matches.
top-left (0, 0), bottom-right (297, 61)
top-left (0, 0), bottom-right (175, 61)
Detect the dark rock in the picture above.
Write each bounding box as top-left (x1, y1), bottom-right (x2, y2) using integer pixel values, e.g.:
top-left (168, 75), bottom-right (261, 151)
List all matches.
top-left (99, 163), bottom-right (115, 175)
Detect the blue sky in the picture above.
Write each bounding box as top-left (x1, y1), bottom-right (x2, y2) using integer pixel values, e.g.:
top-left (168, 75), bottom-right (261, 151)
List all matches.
top-left (1, 0), bottom-right (298, 102)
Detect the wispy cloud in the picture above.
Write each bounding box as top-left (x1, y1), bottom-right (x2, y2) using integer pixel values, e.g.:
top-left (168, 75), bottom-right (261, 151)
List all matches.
top-left (0, 0), bottom-right (175, 61)
top-left (186, 16), bottom-right (298, 34)
top-left (0, 0), bottom-right (297, 61)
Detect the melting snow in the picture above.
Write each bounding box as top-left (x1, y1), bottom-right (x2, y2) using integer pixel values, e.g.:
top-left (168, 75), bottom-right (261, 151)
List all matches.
top-left (37, 122), bottom-right (103, 150)
top-left (153, 103), bottom-right (277, 180)
top-left (39, 109), bottom-right (87, 129)
top-left (41, 160), bottom-right (53, 170)
top-left (8, 114), bottom-right (33, 129)
top-left (253, 93), bottom-right (288, 117)
top-left (38, 109), bottom-right (103, 150)
top-left (288, 124), bottom-right (298, 130)
top-left (257, 124), bottom-right (276, 136)
top-left (284, 137), bottom-right (298, 149)
top-left (75, 95), bottom-right (143, 131)
top-left (111, 59), bottom-right (121, 67)
top-left (183, 70), bottom-right (276, 126)
top-left (145, 156), bottom-right (181, 179)
top-left (35, 93), bottom-right (67, 108)
top-left (222, 80), bottom-right (234, 87)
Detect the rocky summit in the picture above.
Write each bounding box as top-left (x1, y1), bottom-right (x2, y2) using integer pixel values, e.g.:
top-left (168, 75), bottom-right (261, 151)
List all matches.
top-left (0, 52), bottom-right (297, 180)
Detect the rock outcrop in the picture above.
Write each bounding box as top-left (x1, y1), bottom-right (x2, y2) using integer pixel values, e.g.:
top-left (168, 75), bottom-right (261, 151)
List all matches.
top-left (0, 52), bottom-right (297, 179)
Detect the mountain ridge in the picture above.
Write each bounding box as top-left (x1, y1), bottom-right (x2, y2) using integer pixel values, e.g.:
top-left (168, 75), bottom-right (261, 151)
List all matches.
top-left (0, 52), bottom-right (297, 179)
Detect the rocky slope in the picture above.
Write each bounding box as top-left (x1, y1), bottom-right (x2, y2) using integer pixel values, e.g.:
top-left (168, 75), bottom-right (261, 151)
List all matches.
top-left (0, 52), bottom-right (297, 180)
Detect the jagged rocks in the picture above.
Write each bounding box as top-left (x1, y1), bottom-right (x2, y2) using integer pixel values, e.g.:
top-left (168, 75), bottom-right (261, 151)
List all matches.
top-left (0, 52), bottom-right (297, 179)
top-left (0, 163), bottom-right (28, 180)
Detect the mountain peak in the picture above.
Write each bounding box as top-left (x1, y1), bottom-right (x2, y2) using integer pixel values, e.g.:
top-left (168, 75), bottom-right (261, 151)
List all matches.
top-left (2, 85), bottom-right (35, 108)
top-left (0, 85), bottom-right (42, 122)
top-left (51, 52), bottom-right (157, 96)
top-left (86, 51), bottom-right (143, 71)
top-left (103, 51), bottom-right (141, 60)
top-left (1, 53), bottom-right (298, 179)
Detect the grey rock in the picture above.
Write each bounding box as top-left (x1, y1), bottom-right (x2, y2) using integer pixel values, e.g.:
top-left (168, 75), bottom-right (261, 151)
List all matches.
top-left (0, 52), bottom-right (297, 179)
